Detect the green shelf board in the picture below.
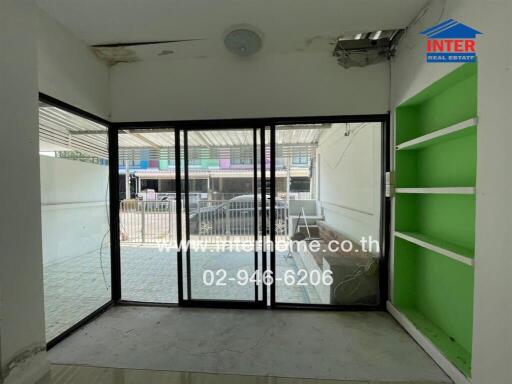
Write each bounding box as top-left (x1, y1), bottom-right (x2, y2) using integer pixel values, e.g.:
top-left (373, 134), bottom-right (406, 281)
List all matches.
top-left (395, 192), bottom-right (477, 251)
top-left (395, 187), bottom-right (475, 195)
top-left (394, 305), bottom-right (472, 378)
top-left (395, 231), bottom-right (474, 266)
top-left (399, 63), bottom-right (477, 107)
top-left (395, 63), bottom-right (477, 144)
top-left (397, 118), bottom-right (477, 150)
top-left (393, 64), bottom-right (476, 380)
top-left (395, 131), bottom-right (477, 188)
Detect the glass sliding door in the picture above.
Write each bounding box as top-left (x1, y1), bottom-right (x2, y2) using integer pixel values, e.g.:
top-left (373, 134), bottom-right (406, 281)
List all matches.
top-left (272, 123), bottom-right (383, 307)
top-left (118, 128), bottom-right (179, 303)
top-left (181, 128), bottom-right (265, 305)
top-left (111, 120), bottom-right (386, 310)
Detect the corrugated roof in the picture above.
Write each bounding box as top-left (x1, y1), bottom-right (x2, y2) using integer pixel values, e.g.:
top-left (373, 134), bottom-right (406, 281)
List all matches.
top-left (39, 103), bottom-right (108, 159)
top-left (38, 104), bottom-right (337, 162)
top-left (133, 168), bottom-right (308, 179)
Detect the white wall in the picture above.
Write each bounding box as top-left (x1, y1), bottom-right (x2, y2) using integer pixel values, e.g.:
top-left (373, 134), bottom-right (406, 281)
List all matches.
top-left (0, 1), bottom-right (49, 383)
top-left (38, 9), bottom-right (110, 119)
top-left (318, 123), bottom-right (382, 242)
top-left (40, 156), bottom-right (110, 265)
top-left (390, 1), bottom-right (512, 383)
top-left (40, 156), bottom-right (109, 205)
top-left (110, 53), bottom-right (389, 122)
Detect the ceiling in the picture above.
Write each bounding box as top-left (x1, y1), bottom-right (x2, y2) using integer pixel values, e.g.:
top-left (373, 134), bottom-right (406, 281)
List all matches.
top-left (37, 0), bottom-right (427, 61)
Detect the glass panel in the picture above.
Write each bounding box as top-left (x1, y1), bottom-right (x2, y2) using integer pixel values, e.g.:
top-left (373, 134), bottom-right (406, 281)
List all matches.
top-left (39, 102), bottom-right (111, 341)
top-left (274, 123), bottom-right (382, 306)
top-left (119, 128), bottom-right (178, 303)
top-left (179, 130), bottom-right (188, 301)
top-left (185, 129), bottom-right (260, 301)
top-left (256, 127), bottom-right (265, 303)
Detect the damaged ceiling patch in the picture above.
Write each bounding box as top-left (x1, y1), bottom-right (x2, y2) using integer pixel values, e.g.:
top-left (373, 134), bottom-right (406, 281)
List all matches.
top-left (92, 46), bottom-right (139, 65)
top-left (91, 38), bottom-right (204, 65)
top-left (158, 49), bottom-right (174, 56)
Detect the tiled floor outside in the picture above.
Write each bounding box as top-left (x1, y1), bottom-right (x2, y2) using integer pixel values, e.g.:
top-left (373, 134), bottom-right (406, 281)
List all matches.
top-left (44, 244), bottom-right (317, 340)
top-left (43, 247), bottom-right (111, 341)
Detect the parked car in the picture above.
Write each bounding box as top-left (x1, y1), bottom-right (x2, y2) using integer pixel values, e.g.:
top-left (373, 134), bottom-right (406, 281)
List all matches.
top-left (137, 189), bottom-right (156, 201)
top-left (189, 195), bottom-right (288, 235)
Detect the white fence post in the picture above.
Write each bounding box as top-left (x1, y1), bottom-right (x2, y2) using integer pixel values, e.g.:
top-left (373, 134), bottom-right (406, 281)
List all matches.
top-left (119, 198), bottom-right (289, 244)
top-left (168, 201), bottom-right (172, 243)
top-left (141, 201), bottom-right (146, 243)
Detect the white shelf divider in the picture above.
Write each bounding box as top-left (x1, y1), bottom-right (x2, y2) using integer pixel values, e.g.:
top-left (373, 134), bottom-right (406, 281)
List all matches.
top-left (395, 187), bottom-right (475, 195)
top-left (396, 117), bottom-right (477, 150)
top-left (395, 231), bottom-right (474, 266)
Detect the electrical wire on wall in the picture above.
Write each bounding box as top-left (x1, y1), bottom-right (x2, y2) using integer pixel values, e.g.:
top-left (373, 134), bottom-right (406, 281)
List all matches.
top-left (398, 0), bottom-right (446, 54)
top-left (332, 256), bottom-right (378, 305)
top-left (98, 169), bottom-right (111, 292)
top-left (322, 123), bottom-right (369, 170)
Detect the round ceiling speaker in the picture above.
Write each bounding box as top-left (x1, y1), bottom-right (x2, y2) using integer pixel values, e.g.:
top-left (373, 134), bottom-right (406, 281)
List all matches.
top-left (224, 27), bottom-right (262, 57)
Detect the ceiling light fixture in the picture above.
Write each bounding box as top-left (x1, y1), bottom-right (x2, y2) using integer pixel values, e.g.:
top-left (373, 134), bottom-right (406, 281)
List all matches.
top-left (224, 26), bottom-right (263, 57)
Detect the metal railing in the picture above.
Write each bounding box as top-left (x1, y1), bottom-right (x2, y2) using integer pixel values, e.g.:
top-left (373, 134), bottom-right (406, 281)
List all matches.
top-left (120, 199), bottom-right (288, 244)
top-left (120, 200), bottom-right (179, 243)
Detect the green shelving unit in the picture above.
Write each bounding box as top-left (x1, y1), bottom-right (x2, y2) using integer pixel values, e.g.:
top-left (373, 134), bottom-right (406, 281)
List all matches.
top-left (392, 63), bottom-right (477, 378)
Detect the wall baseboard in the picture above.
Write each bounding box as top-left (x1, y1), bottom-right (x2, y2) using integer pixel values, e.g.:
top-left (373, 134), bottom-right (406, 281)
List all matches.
top-left (387, 301), bottom-right (471, 384)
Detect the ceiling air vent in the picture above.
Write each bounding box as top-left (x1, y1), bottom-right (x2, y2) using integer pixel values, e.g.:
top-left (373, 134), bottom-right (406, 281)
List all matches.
top-left (333, 29), bottom-right (404, 69)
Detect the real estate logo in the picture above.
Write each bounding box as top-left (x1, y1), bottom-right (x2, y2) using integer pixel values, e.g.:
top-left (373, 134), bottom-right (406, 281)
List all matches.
top-left (420, 19), bottom-right (481, 63)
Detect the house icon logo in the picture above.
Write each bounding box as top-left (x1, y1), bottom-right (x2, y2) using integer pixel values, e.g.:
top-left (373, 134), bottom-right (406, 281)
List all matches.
top-left (420, 19), bottom-right (482, 63)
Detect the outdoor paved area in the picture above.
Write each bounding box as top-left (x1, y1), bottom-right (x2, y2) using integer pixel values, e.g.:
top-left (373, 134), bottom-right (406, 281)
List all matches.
top-left (44, 244), bottom-right (318, 340)
top-left (43, 247), bottom-right (111, 341)
top-left (121, 244), bottom-right (320, 303)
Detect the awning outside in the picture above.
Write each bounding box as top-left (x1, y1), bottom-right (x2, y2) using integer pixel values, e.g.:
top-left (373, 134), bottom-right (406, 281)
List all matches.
top-left (38, 104), bottom-right (336, 162)
top-left (131, 168), bottom-right (310, 179)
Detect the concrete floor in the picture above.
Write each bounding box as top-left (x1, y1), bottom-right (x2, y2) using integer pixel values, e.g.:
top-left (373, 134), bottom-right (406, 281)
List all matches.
top-left (44, 364), bottom-right (446, 384)
top-left (48, 306), bottom-right (450, 383)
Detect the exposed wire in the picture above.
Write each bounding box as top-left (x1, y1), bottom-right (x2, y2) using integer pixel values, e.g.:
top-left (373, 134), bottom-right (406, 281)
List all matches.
top-left (97, 163), bottom-right (111, 291)
top-left (322, 123), bottom-right (369, 170)
top-left (332, 256), bottom-right (377, 304)
top-left (98, 229), bottom-right (110, 291)
top-left (398, 0), bottom-right (447, 53)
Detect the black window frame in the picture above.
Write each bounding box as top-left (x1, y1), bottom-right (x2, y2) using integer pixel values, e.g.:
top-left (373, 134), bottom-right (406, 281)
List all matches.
top-left (40, 92), bottom-right (391, 349)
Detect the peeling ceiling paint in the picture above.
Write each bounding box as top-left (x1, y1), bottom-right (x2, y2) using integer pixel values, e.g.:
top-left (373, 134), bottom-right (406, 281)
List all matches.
top-left (37, 0), bottom-right (428, 61)
top-left (92, 46), bottom-right (139, 65)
